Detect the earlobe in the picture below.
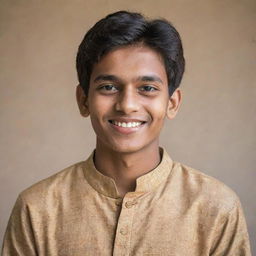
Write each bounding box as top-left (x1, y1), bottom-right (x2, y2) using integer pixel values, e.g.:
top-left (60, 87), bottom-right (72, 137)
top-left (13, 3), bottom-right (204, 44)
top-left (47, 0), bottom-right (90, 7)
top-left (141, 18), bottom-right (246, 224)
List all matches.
top-left (76, 85), bottom-right (90, 117)
top-left (166, 89), bottom-right (182, 120)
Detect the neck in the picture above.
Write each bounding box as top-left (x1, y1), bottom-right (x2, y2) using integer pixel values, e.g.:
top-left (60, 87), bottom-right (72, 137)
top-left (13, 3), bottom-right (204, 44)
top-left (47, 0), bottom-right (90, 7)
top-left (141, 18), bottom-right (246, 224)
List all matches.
top-left (94, 140), bottom-right (161, 197)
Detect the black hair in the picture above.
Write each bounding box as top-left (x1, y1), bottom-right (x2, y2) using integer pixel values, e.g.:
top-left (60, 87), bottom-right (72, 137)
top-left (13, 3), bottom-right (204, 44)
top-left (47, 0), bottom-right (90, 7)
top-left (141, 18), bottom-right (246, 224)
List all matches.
top-left (76, 11), bottom-right (185, 96)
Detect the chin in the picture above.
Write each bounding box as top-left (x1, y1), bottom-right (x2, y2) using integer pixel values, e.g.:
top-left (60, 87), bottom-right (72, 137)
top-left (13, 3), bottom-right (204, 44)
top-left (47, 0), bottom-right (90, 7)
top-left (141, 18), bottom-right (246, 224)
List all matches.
top-left (107, 138), bottom-right (155, 155)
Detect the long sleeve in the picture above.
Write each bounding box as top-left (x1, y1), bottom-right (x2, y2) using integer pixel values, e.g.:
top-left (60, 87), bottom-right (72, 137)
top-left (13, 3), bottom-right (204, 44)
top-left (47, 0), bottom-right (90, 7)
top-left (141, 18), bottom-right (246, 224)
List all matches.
top-left (1, 195), bottom-right (37, 256)
top-left (210, 198), bottom-right (252, 256)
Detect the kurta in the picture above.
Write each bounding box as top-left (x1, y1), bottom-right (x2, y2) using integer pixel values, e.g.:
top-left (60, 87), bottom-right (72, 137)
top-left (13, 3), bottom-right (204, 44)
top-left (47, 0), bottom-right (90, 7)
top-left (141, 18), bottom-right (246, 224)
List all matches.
top-left (2, 149), bottom-right (251, 255)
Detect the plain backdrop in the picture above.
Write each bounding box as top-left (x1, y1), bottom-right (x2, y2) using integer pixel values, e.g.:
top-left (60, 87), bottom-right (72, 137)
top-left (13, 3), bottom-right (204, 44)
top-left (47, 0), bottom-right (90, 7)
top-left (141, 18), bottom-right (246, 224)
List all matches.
top-left (0, 0), bottom-right (255, 253)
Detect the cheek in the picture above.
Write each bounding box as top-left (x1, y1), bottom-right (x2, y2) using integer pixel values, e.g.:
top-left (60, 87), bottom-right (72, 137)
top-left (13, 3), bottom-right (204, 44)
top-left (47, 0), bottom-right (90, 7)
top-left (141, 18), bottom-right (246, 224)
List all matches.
top-left (89, 96), bottom-right (114, 126)
top-left (150, 100), bottom-right (169, 122)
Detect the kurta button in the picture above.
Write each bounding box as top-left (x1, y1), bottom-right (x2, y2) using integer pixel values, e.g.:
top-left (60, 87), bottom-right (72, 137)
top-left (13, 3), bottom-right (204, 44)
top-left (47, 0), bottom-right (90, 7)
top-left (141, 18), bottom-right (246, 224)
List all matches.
top-left (125, 201), bottom-right (137, 208)
top-left (120, 228), bottom-right (128, 235)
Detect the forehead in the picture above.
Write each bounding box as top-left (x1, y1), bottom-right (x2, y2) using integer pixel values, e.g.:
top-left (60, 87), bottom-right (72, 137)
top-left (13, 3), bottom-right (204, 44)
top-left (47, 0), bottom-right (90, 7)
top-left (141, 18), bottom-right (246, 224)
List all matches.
top-left (90, 45), bottom-right (168, 83)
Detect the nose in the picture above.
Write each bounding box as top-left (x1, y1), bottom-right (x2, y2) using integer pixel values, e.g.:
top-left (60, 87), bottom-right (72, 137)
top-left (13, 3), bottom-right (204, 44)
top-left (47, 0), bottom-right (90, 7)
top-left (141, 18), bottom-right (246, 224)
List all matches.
top-left (115, 87), bottom-right (140, 114)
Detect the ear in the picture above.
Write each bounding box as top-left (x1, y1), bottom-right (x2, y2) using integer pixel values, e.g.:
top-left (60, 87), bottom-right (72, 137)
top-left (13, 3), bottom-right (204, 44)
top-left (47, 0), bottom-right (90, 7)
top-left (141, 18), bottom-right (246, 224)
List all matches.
top-left (166, 89), bottom-right (182, 120)
top-left (76, 85), bottom-right (90, 117)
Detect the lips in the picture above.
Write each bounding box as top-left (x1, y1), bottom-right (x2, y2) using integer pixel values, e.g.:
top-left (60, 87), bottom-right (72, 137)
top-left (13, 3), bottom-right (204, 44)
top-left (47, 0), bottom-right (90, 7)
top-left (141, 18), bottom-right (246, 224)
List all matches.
top-left (108, 118), bottom-right (146, 134)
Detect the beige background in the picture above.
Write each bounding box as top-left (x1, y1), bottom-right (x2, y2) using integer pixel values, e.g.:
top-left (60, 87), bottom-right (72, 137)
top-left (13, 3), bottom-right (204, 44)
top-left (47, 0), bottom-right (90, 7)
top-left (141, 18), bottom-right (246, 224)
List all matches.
top-left (0, 0), bottom-right (255, 253)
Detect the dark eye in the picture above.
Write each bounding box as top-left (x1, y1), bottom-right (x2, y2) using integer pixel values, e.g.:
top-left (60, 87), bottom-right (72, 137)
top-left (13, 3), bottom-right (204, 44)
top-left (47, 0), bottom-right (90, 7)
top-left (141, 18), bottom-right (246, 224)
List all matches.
top-left (139, 85), bottom-right (158, 92)
top-left (100, 84), bottom-right (118, 92)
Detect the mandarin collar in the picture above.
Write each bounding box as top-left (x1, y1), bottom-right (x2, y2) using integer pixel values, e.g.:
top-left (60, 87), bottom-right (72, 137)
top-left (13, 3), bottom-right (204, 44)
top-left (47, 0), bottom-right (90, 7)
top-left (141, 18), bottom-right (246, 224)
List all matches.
top-left (82, 148), bottom-right (173, 199)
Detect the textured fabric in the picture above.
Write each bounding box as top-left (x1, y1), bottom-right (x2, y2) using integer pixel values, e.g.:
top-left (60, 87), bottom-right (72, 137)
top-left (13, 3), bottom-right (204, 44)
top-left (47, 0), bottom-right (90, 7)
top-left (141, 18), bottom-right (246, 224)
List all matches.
top-left (2, 149), bottom-right (251, 256)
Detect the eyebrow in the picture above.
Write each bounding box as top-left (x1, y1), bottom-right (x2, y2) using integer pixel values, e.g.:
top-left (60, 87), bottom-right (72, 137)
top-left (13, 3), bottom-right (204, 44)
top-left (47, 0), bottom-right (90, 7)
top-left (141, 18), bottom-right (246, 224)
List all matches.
top-left (93, 74), bottom-right (164, 84)
top-left (137, 75), bottom-right (163, 84)
top-left (93, 74), bottom-right (121, 83)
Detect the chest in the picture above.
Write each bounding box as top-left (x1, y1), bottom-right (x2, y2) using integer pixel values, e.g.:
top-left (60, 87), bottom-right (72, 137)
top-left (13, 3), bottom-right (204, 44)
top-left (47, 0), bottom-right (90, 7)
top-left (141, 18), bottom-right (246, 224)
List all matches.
top-left (30, 193), bottom-right (216, 256)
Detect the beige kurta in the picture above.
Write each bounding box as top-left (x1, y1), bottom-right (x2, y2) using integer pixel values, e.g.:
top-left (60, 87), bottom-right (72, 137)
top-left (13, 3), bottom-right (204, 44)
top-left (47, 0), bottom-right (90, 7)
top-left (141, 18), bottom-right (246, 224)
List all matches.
top-left (2, 149), bottom-right (251, 255)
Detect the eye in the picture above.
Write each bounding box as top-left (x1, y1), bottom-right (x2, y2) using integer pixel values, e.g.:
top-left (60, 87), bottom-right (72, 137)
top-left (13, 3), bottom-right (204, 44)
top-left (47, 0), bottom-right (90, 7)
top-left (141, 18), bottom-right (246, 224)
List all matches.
top-left (99, 84), bottom-right (118, 93)
top-left (139, 85), bottom-right (158, 92)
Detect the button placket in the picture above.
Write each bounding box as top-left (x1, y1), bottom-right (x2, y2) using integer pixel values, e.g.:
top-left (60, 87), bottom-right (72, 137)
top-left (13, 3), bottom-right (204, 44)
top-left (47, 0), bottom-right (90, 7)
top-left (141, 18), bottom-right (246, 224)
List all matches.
top-left (113, 194), bottom-right (139, 256)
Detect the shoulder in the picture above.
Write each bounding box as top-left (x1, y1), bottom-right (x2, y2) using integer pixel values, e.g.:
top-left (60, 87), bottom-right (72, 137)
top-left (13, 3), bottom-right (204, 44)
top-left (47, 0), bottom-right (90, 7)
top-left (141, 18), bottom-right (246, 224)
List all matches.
top-left (170, 161), bottom-right (240, 214)
top-left (18, 161), bottom-right (86, 205)
top-left (169, 162), bottom-right (251, 255)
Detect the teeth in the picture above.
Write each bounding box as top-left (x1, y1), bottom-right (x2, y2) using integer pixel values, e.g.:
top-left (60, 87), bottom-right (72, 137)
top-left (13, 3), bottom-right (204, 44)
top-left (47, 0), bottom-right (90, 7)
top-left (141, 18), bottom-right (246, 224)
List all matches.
top-left (112, 121), bottom-right (142, 128)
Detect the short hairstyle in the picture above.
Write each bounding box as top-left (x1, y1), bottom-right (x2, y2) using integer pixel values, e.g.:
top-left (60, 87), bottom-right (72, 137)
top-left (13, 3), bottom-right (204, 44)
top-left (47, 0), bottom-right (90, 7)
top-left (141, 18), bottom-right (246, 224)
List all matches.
top-left (76, 11), bottom-right (185, 96)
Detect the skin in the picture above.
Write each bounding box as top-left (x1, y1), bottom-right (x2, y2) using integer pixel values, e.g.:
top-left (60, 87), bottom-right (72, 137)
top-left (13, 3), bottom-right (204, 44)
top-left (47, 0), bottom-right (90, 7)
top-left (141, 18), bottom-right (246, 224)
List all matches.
top-left (76, 44), bottom-right (182, 197)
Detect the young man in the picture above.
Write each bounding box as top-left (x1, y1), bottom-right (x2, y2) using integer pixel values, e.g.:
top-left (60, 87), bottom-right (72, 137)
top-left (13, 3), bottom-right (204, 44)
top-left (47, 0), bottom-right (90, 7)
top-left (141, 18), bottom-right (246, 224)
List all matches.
top-left (2, 11), bottom-right (251, 255)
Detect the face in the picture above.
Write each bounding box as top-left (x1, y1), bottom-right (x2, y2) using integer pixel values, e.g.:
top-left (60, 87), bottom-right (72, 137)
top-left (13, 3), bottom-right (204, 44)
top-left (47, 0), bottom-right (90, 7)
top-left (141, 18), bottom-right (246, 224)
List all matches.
top-left (77, 45), bottom-right (181, 154)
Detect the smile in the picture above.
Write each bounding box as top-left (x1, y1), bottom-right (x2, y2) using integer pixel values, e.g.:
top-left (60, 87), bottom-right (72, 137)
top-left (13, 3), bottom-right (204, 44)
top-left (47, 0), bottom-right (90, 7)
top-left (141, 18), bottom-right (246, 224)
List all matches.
top-left (109, 120), bottom-right (143, 128)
